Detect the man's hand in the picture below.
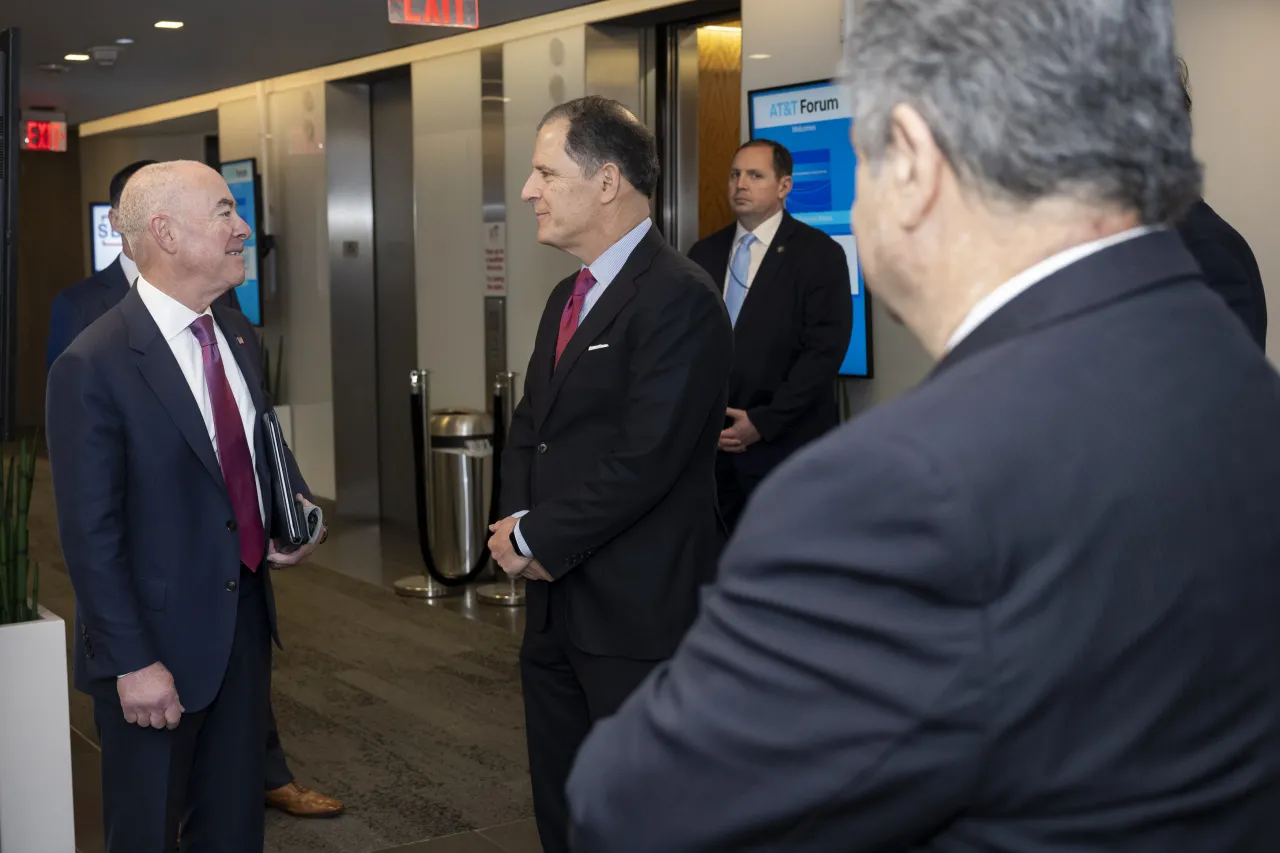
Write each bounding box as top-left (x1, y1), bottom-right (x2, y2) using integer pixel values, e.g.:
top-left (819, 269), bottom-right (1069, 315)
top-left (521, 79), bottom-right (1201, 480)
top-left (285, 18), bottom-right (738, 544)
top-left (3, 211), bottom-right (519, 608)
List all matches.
top-left (267, 494), bottom-right (322, 568)
top-left (118, 662), bottom-right (184, 730)
top-left (720, 408), bottom-right (762, 453)
top-left (488, 516), bottom-right (532, 576)
top-left (521, 560), bottom-right (555, 583)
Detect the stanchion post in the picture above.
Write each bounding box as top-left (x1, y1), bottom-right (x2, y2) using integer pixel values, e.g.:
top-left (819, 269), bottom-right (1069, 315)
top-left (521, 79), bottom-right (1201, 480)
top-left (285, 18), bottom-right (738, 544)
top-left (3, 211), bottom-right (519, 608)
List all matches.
top-left (478, 370), bottom-right (526, 607)
top-left (395, 368), bottom-right (460, 599)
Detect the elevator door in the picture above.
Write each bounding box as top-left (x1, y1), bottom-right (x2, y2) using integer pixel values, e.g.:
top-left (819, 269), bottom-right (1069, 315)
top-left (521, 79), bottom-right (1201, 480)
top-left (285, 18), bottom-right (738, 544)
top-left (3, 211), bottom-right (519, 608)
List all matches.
top-left (371, 74), bottom-right (419, 532)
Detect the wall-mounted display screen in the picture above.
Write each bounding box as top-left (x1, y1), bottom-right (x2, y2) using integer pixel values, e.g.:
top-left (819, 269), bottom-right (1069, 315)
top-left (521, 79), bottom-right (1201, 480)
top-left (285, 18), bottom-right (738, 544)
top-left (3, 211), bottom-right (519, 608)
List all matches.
top-left (220, 158), bottom-right (263, 326)
top-left (749, 79), bottom-right (872, 378)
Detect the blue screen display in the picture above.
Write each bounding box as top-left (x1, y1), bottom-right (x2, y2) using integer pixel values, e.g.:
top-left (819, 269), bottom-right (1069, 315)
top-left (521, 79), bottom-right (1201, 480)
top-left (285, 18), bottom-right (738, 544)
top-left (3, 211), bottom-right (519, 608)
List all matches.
top-left (220, 160), bottom-right (262, 326)
top-left (749, 81), bottom-right (870, 377)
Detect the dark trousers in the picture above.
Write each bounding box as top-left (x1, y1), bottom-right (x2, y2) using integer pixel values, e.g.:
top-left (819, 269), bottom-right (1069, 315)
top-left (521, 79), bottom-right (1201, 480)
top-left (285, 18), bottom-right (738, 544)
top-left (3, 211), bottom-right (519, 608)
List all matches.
top-left (94, 565), bottom-right (272, 853)
top-left (716, 455), bottom-right (765, 536)
top-left (264, 703), bottom-right (293, 790)
top-left (520, 590), bottom-right (659, 853)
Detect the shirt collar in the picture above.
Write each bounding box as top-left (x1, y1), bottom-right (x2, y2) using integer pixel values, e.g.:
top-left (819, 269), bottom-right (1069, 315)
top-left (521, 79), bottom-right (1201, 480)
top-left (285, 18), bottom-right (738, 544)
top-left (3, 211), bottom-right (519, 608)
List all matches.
top-left (734, 208), bottom-right (786, 250)
top-left (118, 253), bottom-right (139, 287)
top-left (585, 218), bottom-right (653, 287)
top-left (945, 225), bottom-right (1160, 352)
top-left (135, 276), bottom-right (211, 344)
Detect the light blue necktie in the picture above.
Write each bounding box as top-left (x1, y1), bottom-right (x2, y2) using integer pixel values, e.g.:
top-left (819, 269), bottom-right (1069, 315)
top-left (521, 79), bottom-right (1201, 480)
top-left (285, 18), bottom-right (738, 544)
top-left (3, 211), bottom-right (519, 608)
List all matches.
top-left (725, 233), bottom-right (756, 327)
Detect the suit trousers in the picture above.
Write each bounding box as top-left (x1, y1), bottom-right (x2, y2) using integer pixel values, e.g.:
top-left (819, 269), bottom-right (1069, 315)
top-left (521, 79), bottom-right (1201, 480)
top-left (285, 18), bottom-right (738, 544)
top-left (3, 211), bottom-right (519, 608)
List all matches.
top-left (264, 703), bottom-right (293, 790)
top-left (520, 585), bottom-right (659, 853)
top-left (716, 453), bottom-right (766, 536)
top-left (94, 564), bottom-right (272, 853)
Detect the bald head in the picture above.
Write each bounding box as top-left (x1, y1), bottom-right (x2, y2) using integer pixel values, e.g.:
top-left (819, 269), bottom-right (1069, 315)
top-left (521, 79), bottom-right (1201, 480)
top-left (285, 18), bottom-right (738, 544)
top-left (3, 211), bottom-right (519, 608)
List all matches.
top-left (117, 159), bottom-right (252, 312)
top-left (117, 160), bottom-right (212, 249)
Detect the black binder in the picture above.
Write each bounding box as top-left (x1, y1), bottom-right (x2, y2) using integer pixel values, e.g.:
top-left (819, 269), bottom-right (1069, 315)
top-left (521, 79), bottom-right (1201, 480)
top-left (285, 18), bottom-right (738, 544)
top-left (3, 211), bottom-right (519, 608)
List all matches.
top-left (263, 409), bottom-right (322, 552)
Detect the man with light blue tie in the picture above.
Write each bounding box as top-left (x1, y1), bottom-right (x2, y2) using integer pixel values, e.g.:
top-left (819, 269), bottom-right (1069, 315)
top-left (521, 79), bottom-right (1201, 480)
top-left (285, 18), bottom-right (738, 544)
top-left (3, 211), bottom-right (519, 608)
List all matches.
top-left (689, 139), bottom-right (853, 532)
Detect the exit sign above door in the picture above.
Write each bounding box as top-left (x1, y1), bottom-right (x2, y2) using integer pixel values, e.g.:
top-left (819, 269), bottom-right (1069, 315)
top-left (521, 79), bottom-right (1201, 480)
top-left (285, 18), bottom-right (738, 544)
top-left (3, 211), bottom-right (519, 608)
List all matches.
top-left (389, 0), bottom-right (479, 28)
top-left (21, 120), bottom-right (68, 152)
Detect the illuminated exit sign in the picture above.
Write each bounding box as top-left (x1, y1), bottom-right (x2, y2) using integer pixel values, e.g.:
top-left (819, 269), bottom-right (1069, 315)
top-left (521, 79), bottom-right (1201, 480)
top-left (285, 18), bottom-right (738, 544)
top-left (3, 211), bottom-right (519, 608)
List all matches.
top-left (21, 120), bottom-right (68, 152)
top-left (389, 0), bottom-right (479, 28)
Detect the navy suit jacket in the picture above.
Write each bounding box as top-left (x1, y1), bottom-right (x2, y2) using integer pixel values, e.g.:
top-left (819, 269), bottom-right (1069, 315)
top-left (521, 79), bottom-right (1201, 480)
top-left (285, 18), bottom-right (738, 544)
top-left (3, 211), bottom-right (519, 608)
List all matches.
top-left (47, 256), bottom-right (242, 372)
top-left (46, 287), bottom-right (302, 713)
top-left (567, 230), bottom-right (1280, 851)
top-left (688, 212), bottom-right (853, 477)
top-left (1177, 198), bottom-right (1268, 350)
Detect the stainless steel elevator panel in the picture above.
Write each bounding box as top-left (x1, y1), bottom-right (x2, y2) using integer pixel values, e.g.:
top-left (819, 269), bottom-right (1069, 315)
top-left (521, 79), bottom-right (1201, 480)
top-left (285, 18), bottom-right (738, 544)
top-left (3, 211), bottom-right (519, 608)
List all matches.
top-left (326, 82), bottom-right (381, 520)
top-left (371, 73), bottom-right (419, 531)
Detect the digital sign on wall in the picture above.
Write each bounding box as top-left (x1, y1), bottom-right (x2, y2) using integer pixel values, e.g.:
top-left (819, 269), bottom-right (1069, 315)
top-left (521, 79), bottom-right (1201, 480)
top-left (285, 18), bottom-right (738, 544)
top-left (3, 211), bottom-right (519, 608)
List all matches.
top-left (220, 159), bottom-right (263, 326)
top-left (749, 80), bottom-right (872, 378)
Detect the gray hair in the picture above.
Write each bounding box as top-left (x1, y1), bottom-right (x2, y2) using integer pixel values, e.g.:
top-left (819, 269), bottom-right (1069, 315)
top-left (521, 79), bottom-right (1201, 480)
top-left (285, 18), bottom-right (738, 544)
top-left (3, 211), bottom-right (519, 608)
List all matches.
top-left (845, 0), bottom-right (1202, 224)
top-left (537, 96), bottom-right (660, 198)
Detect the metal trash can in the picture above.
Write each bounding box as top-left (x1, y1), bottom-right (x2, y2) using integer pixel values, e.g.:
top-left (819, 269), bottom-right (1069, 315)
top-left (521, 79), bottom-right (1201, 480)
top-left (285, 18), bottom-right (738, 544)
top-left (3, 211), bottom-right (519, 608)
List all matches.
top-left (428, 409), bottom-right (494, 580)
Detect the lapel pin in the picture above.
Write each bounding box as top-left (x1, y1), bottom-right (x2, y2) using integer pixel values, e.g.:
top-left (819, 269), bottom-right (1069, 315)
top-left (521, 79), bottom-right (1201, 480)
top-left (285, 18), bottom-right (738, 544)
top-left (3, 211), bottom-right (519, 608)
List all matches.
top-left (777, 245), bottom-right (786, 253)
top-left (236, 336), bottom-right (245, 345)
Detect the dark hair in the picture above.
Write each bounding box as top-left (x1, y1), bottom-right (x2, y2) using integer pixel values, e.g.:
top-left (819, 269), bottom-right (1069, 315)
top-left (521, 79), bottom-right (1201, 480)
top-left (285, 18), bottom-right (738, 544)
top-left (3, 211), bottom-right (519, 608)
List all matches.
top-left (537, 96), bottom-right (660, 198)
top-left (1177, 56), bottom-right (1192, 114)
top-left (110, 160), bottom-right (159, 209)
top-left (737, 139), bottom-right (794, 179)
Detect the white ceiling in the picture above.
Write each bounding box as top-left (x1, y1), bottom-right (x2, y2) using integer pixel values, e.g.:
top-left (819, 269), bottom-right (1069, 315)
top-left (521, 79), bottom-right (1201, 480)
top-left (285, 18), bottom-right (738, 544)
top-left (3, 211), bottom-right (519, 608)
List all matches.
top-left (8, 0), bottom-right (597, 124)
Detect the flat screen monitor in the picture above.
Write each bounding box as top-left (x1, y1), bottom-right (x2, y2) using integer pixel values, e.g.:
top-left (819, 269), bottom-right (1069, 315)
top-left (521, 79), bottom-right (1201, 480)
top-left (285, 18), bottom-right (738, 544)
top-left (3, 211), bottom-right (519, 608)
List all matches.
top-left (748, 79), bottom-right (872, 378)
top-left (219, 158), bottom-right (263, 326)
top-left (89, 202), bottom-right (123, 272)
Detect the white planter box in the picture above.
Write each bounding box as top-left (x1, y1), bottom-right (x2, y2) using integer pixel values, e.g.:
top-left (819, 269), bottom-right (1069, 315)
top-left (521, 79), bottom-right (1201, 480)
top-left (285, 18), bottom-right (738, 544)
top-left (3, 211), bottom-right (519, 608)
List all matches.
top-left (0, 606), bottom-right (76, 853)
top-left (275, 404), bottom-right (294, 447)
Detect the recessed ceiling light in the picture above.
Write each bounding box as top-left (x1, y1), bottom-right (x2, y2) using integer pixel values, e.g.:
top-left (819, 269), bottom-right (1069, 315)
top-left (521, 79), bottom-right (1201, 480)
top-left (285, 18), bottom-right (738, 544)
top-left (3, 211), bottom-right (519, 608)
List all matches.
top-left (116, 38), bottom-right (134, 45)
top-left (748, 53), bottom-right (772, 60)
top-left (154, 21), bottom-right (184, 29)
top-left (64, 53), bottom-right (90, 62)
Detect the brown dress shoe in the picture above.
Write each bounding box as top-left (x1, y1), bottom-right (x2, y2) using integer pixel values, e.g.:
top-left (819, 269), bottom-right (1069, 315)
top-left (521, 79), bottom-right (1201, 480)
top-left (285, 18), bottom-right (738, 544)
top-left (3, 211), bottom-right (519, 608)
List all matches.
top-left (265, 782), bottom-right (345, 818)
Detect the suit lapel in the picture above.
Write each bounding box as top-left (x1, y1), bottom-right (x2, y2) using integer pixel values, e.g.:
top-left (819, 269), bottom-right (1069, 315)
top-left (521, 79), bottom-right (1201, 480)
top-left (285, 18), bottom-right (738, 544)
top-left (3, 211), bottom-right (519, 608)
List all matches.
top-left (704, 227), bottom-right (734, 293)
top-left (534, 228), bottom-right (663, 430)
top-left (735, 212), bottom-right (797, 331)
top-left (123, 288), bottom-right (226, 491)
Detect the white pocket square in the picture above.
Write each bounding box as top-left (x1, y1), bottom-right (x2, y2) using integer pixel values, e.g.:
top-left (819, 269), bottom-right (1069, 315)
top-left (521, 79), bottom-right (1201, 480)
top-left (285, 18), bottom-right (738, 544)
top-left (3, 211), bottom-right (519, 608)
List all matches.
top-left (588, 344), bottom-right (610, 351)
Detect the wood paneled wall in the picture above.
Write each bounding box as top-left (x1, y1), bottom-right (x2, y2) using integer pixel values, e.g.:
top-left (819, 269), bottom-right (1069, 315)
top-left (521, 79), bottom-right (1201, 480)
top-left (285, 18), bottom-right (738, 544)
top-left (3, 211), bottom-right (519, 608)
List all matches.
top-left (696, 26), bottom-right (742, 240)
top-left (16, 139), bottom-right (85, 429)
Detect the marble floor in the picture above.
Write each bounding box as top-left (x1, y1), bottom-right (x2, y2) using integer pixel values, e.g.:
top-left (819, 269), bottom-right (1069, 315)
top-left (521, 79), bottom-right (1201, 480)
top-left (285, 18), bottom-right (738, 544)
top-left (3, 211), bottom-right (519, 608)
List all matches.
top-left (24, 455), bottom-right (542, 853)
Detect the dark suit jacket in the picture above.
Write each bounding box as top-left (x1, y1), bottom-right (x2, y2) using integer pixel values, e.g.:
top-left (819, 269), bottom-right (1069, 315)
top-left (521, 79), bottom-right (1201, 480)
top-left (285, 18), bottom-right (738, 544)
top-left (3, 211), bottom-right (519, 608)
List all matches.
top-left (567, 230), bottom-right (1280, 851)
top-left (688, 212), bottom-right (852, 476)
top-left (501, 225), bottom-right (734, 660)
top-left (46, 287), bottom-right (304, 713)
top-left (1177, 198), bottom-right (1267, 349)
top-left (47, 256), bottom-right (243, 372)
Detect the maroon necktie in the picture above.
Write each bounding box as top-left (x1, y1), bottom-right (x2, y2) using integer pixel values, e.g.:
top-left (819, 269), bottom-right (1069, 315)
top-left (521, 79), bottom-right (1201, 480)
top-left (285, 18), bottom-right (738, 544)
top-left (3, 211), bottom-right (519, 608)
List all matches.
top-left (189, 315), bottom-right (266, 571)
top-left (555, 268), bottom-right (596, 368)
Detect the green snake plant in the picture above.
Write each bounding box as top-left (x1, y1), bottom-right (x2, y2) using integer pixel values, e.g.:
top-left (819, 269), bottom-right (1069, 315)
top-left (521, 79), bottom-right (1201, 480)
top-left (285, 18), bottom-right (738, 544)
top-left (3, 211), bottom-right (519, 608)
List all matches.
top-left (0, 438), bottom-right (39, 626)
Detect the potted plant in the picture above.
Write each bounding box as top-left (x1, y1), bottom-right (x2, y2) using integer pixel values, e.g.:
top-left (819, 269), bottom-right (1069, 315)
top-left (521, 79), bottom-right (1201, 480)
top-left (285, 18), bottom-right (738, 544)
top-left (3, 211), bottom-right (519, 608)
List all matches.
top-left (0, 439), bottom-right (76, 851)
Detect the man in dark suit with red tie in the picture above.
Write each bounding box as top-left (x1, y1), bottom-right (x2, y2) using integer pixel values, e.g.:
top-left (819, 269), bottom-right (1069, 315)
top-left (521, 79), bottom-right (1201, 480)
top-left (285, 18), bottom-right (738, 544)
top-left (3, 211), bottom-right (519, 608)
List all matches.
top-left (44, 159), bottom-right (343, 821)
top-left (486, 96), bottom-right (733, 853)
top-left (46, 161), bottom-right (322, 852)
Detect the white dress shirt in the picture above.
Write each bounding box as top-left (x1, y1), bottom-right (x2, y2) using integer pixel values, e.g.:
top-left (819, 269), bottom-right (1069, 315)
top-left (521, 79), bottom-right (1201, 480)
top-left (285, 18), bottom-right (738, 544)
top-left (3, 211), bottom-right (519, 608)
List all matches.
top-left (945, 226), bottom-right (1160, 352)
top-left (723, 208), bottom-right (786, 297)
top-left (118, 252), bottom-right (139, 287)
top-left (135, 277), bottom-right (266, 523)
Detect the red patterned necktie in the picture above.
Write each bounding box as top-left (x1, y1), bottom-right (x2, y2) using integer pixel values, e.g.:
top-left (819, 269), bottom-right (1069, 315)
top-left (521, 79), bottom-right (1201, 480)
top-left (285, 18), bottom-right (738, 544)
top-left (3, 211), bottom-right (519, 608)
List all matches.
top-left (555, 268), bottom-right (596, 367)
top-left (189, 315), bottom-right (266, 571)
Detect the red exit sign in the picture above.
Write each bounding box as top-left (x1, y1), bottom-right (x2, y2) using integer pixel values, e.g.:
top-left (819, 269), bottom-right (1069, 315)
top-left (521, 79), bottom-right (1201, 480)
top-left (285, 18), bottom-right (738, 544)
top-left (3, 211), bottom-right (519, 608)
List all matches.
top-left (22, 120), bottom-right (68, 152)
top-left (389, 0), bottom-right (479, 28)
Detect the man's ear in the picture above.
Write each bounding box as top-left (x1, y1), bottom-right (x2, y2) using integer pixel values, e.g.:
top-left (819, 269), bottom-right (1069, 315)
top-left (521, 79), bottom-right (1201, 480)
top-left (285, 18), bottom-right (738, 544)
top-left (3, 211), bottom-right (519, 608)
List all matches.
top-left (148, 214), bottom-right (179, 256)
top-left (886, 104), bottom-right (944, 231)
top-left (598, 162), bottom-right (623, 204)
